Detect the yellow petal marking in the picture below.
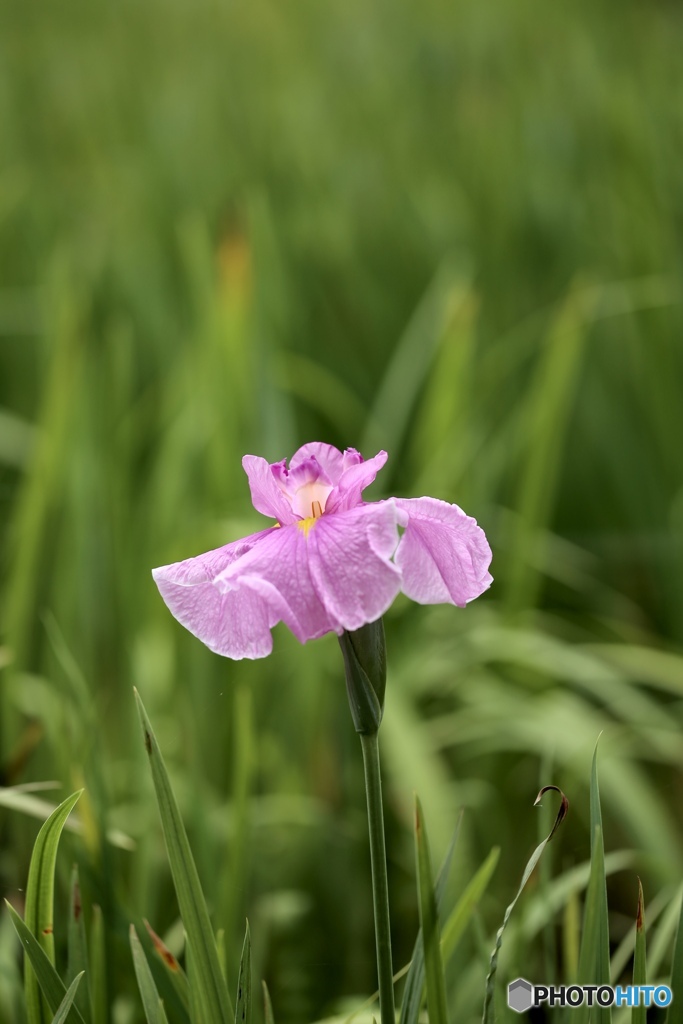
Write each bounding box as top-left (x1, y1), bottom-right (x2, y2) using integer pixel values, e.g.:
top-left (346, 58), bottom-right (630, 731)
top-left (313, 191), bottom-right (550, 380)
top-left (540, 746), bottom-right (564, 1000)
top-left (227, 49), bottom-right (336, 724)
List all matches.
top-left (297, 516), bottom-right (317, 539)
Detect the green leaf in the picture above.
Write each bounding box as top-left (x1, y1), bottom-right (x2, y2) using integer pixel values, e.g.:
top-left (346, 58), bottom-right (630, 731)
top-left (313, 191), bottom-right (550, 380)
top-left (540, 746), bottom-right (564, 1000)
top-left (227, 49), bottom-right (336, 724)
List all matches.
top-left (631, 880), bottom-right (646, 1024)
top-left (441, 847), bottom-right (500, 962)
top-left (482, 786), bottom-right (568, 1024)
top-left (134, 689), bottom-right (233, 1024)
top-left (50, 974), bottom-right (84, 1024)
top-left (666, 890), bottom-right (683, 1024)
top-left (130, 925), bottom-right (166, 1024)
top-left (89, 907), bottom-right (106, 1024)
top-left (400, 813), bottom-right (462, 1024)
top-left (66, 866), bottom-right (89, 1020)
top-left (24, 790), bottom-right (82, 1024)
top-left (143, 918), bottom-right (191, 1014)
top-left (6, 902), bottom-right (86, 1024)
top-left (234, 922), bottom-right (251, 1024)
top-left (414, 797), bottom-right (448, 1024)
top-left (262, 981), bottom-right (275, 1024)
top-left (576, 743), bottom-right (611, 1024)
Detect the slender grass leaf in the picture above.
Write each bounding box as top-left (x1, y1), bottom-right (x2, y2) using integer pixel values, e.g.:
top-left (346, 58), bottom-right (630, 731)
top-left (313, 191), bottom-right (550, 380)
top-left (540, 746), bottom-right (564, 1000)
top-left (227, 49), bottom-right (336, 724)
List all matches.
top-left (631, 880), bottom-right (646, 1024)
top-left (563, 888), bottom-right (581, 985)
top-left (89, 906), bottom-right (106, 1024)
top-left (130, 925), bottom-right (166, 1024)
top-left (505, 285), bottom-right (595, 612)
top-left (482, 786), bottom-right (568, 1024)
top-left (576, 742), bottom-right (611, 1024)
top-left (66, 866), bottom-right (89, 1020)
top-left (135, 689), bottom-right (233, 1024)
top-left (399, 812), bottom-right (462, 1024)
top-left (234, 922), bottom-right (251, 1024)
top-left (51, 974), bottom-right (84, 1024)
top-left (6, 902), bottom-right (86, 1024)
top-left (665, 889), bottom-right (683, 1024)
top-left (262, 981), bottom-right (275, 1024)
top-left (144, 919), bottom-right (191, 1013)
top-left (442, 847), bottom-right (500, 962)
top-left (220, 685), bottom-right (254, 965)
top-left (414, 797), bottom-right (448, 1024)
top-left (24, 790), bottom-right (82, 1024)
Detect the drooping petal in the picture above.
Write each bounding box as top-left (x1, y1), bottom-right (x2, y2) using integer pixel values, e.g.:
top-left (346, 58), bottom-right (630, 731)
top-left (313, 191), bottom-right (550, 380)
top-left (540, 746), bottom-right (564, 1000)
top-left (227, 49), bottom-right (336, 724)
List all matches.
top-left (217, 524), bottom-right (338, 642)
top-left (242, 455), bottom-right (298, 524)
top-left (152, 529), bottom-right (279, 659)
top-left (289, 442), bottom-right (345, 483)
top-left (394, 497), bottom-right (492, 607)
top-left (305, 501), bottom-right (402, 631)
top-left (326, 450), bottom-right (388, 513)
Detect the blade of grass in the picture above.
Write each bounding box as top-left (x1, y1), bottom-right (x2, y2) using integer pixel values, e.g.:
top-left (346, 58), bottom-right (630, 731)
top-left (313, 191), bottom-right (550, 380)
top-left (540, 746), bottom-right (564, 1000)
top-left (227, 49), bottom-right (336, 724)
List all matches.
top-left (414, 797), bottom-right (448, 1024)
top-left (482, 786), bottom-right (568, 1024)
top-left (399, 811), bottom-right (462, 1024)
top-left (24, 790), bottom-right (82, 1024)
top-left (576, 742), bottom-right (611, 1024)
top-left (262, 981), bottom-right (274, 1024)
top-left (442, 847), bottom-right (500, 963)
top-left (130, 925), bottom-right (166, 1024)
top-left (50, 973), bottom-right (84, 1024)
top-left (66, 866), bottom-right (89, 1020)
top-left (89, 907), bottom-right (106, 1024)
top-left (135, 689), bottom-right (233, 1024)
top-left (665, 889), bottom-right (683, 1024)
top-left (234, 922), bottom-right (251, 1024)
top-left (6, 902), bottom-right (86, 1024)
top-left (143, 919), bottom-right (191, 1014)
top-left (631, 880), bottom-right (646, 1024)
top-left (220, 685), bottom-right (254, 964)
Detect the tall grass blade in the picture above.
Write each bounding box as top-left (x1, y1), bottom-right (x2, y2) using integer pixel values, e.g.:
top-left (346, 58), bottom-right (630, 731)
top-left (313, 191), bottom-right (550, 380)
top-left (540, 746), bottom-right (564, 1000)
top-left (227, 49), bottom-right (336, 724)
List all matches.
top-left (414, 797), bottom-right (448, 1024)
top-left (482, 786), bottom-right (568, 1024)
top-left (130, 925), bottom-right (166, 1024)
top-left (89, 907), bottom-right (106, 1024)
top-left (66, 866), bottom-right (89, 1020)
top-left (505, 285), bottom-right (595, 612)
top-left (24, 791), bottom-right (82, 1024)
top-left (234, 922), bottom-right (251, 1024)
top-left (262, 981), bottom-right (275, 1024)
top-left (6, 902), bottom-right (86, 1024)
top-left (50, 974), bottom-right (84, 1024)
top-left (143, 918), bottom-right (191, 1013)
top-left (576, 742), bottom-right (611, 1024)
top-left (441, 847), bottom-right (500, 962)
top-left (666, 890), bottom-right (683, 1024)
top-left (399, 812), bottom-right (462, 1024)
top-left (631, 880), bottom-right (646, 1024)
top-left (220, 685), bottom-right (254, 962)
top-left (134, 689), bottom-right (233, 1024)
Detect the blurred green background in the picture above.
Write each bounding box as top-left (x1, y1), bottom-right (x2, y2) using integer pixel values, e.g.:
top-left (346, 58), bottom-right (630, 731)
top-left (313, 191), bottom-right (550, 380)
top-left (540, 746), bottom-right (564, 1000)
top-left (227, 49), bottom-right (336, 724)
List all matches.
top-left (1, 0), bottom-right (683, 1020)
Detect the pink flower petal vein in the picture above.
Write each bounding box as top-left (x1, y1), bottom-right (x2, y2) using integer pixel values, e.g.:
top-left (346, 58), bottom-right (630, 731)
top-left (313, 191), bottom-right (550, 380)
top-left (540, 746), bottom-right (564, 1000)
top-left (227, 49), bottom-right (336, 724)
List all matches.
top-left (152, 443), bottom-right (493, 659)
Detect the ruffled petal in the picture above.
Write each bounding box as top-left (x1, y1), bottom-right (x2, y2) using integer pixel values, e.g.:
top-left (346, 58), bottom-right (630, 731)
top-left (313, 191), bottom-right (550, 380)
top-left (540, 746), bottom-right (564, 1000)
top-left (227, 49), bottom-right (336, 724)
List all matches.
top-left (242, 455), bottom-right (298, 524)
top-left (289, 442), bottom-right (345, 483)
top-left (394, 497), bottom-right (492, 607)
top-left (218, 524), bottom-right (338, 643)
top-left (326, 450), bottom-right (388, 513)
top-left (305, 501), bottom-right (402, 631)
top-left (152, 529), bottom-right (279, 659)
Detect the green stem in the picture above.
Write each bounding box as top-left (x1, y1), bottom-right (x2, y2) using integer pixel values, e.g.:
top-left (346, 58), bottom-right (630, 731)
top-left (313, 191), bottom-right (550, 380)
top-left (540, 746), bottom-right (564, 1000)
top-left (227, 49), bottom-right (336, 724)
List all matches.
top-left (360, 732), bottom-right (395, 1024)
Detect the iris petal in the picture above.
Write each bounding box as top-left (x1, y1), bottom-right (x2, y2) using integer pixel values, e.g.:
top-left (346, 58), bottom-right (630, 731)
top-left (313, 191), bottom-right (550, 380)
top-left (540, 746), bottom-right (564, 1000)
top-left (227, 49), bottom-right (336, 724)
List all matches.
top-left (394, 497), bottom-right (492, 607)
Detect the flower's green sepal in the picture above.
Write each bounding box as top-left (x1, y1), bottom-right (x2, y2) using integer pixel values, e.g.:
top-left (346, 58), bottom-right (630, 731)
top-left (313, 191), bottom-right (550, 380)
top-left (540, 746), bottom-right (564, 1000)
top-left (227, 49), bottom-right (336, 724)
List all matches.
top-left (338, 618), bottom-right (387, 735)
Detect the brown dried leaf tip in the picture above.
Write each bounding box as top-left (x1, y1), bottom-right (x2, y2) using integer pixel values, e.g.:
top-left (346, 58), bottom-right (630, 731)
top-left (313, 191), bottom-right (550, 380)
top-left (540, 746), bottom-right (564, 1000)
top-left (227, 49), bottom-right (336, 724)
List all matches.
top-left (637, 877), bottom-right (644, 932)
top-left (533, 785), bottom-right (569, 842)
top-left (144, 919), bottom-right (181, 972)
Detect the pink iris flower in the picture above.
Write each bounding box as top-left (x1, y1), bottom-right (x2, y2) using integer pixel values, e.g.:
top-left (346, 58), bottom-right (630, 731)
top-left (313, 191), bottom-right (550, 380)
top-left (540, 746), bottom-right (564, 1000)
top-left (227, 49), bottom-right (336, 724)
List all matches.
top-left (153, 443), bottom-right (492, 659)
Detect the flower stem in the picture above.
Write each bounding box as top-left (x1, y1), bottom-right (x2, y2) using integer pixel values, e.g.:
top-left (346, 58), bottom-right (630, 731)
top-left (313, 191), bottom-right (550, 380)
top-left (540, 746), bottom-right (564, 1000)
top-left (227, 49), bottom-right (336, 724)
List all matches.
top-left (360, 731), bottom-right (395, 1024)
